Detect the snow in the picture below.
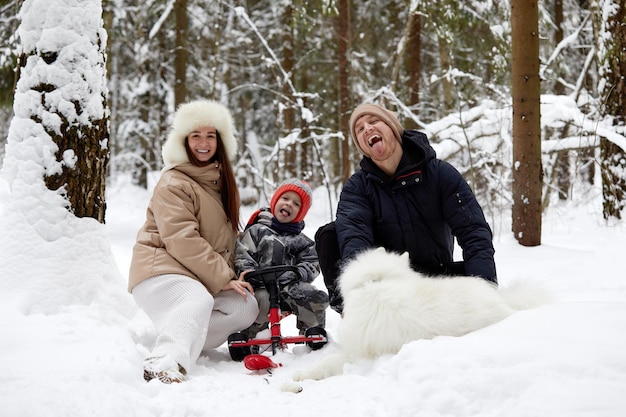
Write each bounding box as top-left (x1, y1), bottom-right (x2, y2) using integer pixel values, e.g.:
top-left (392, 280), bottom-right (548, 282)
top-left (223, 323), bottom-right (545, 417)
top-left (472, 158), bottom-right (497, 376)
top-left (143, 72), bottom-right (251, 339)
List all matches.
top-left (1, 172), bottom-right (626, 417)
top-left (1, 0), bottom-right (625, 415)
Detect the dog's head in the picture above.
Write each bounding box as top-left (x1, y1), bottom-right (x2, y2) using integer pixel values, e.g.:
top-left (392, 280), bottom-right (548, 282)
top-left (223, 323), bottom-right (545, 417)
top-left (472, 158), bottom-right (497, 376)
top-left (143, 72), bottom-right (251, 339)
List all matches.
top-left (338, 247), bottom-right (412, 294)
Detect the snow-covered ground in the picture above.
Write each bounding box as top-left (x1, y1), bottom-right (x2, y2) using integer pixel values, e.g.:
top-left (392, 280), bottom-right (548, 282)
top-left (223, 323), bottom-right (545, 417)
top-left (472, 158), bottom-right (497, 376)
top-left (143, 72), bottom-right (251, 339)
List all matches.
top-left (1, 173), bottom-right (625, 417)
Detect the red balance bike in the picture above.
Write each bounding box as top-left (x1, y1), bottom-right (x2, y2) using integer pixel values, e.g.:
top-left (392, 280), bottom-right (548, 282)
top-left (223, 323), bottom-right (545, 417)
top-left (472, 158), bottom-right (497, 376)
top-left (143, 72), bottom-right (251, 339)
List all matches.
top-left (227, 266), bottom-right (327, 370)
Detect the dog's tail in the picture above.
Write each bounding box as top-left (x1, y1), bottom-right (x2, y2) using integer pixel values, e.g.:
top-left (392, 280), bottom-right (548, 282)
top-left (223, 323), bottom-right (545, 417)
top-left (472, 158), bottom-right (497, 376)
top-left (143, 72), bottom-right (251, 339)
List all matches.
top-left (497, 279), bottom-right (553, 311)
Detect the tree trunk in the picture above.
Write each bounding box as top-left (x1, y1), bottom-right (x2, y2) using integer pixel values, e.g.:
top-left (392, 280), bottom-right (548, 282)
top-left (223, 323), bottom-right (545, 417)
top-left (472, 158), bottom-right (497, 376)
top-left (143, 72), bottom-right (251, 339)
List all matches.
top-left (281, 2), bottom-right (296, 179)
top-left (174, 0), bottom-right (188, 106)
top-left (600, 0), bottom-right (626, 220)
top-left (553, 0), bottom-right (571, 201)
top-left (390, 8), bottom-right (421, 129)
top-left (437, 36), bottom-right (453, 112)
top-left (102, 1), bottom-right (117, 179)
top-left (511, 0), bottom-right (542, 246)
top-left (405, 11), bottom-right (421, 129)
top-left (9, 0), bottom-right (109, 224)
top-left (337, 0), bottom-right (351, 185)
top-left (300, 70), bottom-right (311, 181)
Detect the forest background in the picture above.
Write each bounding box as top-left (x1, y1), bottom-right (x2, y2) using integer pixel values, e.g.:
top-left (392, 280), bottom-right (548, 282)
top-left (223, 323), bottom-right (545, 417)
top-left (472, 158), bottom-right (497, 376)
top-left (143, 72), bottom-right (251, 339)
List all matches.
top-left (0, 0), bottom-right (625, 231)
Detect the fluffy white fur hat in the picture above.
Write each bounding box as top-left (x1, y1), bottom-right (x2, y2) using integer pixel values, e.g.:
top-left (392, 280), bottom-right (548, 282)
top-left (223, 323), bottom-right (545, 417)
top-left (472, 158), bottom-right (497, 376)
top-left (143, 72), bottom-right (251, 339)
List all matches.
top-left (162, 100), bottom-right (238, 165)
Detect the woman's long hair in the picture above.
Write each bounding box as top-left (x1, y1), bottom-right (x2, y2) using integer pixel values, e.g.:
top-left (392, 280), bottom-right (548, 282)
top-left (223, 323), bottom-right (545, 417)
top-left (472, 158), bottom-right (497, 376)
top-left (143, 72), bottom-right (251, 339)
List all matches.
top-left (185, 133), bottom-right (241, 232)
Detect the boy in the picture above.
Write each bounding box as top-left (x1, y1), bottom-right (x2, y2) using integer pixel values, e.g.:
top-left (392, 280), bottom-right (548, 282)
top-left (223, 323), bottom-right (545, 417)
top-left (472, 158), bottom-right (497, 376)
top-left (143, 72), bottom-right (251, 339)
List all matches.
top-left (235, 179), bottom-right (329, 346)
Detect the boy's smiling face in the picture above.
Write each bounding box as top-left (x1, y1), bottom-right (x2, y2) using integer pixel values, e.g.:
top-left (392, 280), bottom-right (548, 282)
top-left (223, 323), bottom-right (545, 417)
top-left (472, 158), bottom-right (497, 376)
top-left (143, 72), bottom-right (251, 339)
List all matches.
top-left (273, 191), bottom-right (302, 223)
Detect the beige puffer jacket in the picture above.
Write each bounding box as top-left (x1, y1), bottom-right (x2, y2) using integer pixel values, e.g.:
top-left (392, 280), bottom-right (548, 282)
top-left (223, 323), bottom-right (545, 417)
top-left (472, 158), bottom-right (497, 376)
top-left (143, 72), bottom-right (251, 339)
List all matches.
top-left (128, 162), bottom-right (237, 295)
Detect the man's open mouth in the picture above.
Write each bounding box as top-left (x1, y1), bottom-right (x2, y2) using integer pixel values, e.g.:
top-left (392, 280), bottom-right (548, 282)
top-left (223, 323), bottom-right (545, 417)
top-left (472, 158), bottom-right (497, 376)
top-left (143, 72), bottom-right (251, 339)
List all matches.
top-left (368, 134), bottom-right (382, 147)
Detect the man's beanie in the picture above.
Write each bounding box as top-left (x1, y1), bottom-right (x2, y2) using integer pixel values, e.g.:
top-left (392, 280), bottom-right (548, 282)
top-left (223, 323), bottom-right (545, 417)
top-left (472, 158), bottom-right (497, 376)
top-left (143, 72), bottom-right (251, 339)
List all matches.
top-left (162, 100), bottom-right (237, 165)
top-left (349, 103), bottom-right (403, 154)
top-left (270, 179), bottom-right (313, 223)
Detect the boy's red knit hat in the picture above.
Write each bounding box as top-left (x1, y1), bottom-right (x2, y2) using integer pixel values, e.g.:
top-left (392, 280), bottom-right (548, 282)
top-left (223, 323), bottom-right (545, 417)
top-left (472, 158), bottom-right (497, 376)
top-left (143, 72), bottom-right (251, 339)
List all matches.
top-left (270, 179), bottom-right (313, 223)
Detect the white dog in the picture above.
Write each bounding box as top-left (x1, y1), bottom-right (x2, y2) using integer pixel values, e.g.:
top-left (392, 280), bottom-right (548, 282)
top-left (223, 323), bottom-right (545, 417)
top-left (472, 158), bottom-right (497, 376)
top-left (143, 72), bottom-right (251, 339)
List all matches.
top-left (294, 247), bottom-right (548, 381)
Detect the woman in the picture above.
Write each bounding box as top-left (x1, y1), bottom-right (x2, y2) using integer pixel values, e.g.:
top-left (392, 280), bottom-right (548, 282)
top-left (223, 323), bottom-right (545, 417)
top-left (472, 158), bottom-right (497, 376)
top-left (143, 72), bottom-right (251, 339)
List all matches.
top-left (128, 100), bottom-right (258, 383)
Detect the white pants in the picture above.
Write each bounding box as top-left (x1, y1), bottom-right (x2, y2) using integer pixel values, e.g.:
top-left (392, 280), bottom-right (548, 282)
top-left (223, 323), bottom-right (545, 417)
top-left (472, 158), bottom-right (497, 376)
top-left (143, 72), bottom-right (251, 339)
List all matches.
top-left (132, 274), bottom-right (259, 372)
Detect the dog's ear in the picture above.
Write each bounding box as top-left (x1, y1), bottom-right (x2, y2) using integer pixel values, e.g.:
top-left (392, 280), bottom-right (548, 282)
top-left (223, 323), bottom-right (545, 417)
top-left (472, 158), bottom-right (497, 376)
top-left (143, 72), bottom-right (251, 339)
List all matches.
top-left (401, 252), bottom-right (410, 264)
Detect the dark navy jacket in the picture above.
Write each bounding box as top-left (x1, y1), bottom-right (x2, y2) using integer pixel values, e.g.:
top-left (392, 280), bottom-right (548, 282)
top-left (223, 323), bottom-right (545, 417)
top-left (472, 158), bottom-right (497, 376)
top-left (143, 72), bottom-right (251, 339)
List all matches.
top-left (335, 129), bottom-right (497, 283)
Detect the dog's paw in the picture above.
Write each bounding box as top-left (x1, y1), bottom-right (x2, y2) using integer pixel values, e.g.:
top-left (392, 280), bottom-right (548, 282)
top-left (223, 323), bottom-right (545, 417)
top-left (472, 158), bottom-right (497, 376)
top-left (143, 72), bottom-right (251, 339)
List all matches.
top-left (293, 367), bottom-right (334, 381)
top-left (293, 352), bottom-right (349, 381)
top-left (280, 381), bottom-right (303, 393)
top-left (292, 369), bottom-right (316, 381)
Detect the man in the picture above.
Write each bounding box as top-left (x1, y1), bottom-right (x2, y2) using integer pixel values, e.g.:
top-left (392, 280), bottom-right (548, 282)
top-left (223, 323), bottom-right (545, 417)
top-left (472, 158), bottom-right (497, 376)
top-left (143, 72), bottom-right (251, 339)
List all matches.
top-left (316, 103), bottom-right (496, 314)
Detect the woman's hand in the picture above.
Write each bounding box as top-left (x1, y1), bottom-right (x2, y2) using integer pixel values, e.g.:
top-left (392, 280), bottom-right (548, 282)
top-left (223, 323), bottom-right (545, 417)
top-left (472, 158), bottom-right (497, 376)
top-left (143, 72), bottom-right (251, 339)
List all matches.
top-left (223, 272), bottom-right (254, 299)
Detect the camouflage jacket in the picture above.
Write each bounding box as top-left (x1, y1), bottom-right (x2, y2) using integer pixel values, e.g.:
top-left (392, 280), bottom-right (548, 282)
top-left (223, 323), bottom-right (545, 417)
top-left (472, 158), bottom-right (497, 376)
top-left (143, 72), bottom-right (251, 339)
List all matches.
top-left (234, 209), bottom-right (320, 287)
